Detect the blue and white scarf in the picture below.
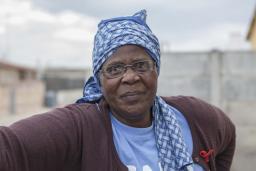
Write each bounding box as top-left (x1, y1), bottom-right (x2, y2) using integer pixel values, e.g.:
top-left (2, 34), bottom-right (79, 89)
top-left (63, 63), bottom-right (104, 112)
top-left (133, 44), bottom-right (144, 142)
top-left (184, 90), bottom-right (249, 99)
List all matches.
top-left (77, 10), bottom-right (193, 171)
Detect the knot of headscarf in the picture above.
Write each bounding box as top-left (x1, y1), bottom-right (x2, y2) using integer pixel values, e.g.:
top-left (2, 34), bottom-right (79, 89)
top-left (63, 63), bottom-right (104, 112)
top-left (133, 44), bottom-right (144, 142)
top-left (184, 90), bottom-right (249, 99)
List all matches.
top-left (76, 10), bottom-right (193, 171)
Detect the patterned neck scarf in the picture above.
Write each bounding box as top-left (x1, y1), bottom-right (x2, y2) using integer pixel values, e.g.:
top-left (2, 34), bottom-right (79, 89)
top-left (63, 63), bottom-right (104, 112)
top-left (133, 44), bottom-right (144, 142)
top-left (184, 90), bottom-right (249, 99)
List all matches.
top-left (76, 10), bottom-right (193, 171)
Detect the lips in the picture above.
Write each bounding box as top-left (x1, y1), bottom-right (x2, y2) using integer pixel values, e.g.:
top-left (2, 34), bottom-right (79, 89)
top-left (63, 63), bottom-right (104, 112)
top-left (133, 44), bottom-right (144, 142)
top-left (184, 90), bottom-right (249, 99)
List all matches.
top-left (120, 91), bottom-right (144, 102)
top-left (120, 91), bottom-right (142, 97)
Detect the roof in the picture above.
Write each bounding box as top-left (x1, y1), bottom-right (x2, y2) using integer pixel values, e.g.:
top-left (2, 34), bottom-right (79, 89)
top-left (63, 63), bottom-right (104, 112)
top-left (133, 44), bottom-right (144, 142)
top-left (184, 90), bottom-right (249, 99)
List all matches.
top-left (0, 60), bottom-right (36, 73)
top-left (247, 7), bottom-right (256, 40)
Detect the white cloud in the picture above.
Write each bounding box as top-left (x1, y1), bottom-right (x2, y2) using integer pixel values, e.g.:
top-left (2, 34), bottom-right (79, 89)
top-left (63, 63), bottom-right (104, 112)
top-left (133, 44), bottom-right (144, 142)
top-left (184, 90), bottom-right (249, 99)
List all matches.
top-left (8, 15), bottom-right (28, 25)
top-left (54, 27), bottom-right (94, 42)
top-left (168, 22), bottom-right (251, 51)
top-left (28, 10), bottom-right (57, 23)
top-left (0, 1), bottom-right (56, 26)
top-left (0, 1), bottom-right (31, 25)
top-left (0, 1), bottom-right (31, 15)
top-left (53, 11), bottom-right (97, 42)
top-left (0, 26), bottom-right (5, 34)
top-left (57, 11), bottom-right (81, 25)
top-left (201, 23), bottom-right (250, 50)
top-left (0, 0), bottom-right (98, 68)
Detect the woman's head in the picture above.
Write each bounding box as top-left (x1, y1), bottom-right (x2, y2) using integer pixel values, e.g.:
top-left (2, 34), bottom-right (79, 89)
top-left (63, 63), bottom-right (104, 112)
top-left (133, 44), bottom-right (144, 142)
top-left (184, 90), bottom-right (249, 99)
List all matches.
top-left (92, 10), bottom-right (161, 81)
top-left (78, 10), bottom-right (161, 120)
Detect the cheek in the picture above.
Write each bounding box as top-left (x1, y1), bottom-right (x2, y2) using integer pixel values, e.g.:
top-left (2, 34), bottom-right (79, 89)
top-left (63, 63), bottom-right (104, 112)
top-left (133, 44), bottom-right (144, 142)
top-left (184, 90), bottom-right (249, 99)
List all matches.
top-left (150, 80), bottom-right (158, 97)
top-left (99, 75), bottom-right (108, 94)
top-left (100, 78), bottom-right (118, 99)
top-left (145, 72), bottom-right (158, 91)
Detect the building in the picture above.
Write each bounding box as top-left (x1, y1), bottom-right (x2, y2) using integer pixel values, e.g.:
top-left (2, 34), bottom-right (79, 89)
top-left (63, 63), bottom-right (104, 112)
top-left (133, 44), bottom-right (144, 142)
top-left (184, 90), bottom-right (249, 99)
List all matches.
top-left (0, 60), bottom-right (45, 114)
top-left (247, 8), bottom-right (256, 49)
top-left (43, 67), bottom-right (90, 107)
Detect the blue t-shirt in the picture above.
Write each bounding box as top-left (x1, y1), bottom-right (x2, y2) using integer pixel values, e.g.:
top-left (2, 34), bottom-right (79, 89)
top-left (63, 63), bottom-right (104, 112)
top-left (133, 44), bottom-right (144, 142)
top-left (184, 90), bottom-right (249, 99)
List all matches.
top-left (111, 106), bottom-right (204, 171)
top-left (111, 114), bottom-right (161, 171)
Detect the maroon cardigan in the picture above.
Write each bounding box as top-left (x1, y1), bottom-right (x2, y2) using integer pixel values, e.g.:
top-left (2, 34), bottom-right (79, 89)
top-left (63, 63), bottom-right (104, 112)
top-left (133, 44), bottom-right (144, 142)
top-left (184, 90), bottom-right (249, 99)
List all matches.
top-left (0, 96), bottom-right (235, 171)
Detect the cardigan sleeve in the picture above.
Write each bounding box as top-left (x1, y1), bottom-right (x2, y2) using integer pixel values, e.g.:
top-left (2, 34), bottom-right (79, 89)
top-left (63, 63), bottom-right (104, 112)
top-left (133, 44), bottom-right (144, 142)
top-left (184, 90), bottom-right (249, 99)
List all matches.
top-left (196, 98), bottom-right (236, 171)
top-left (215, 113), bottom-right (236, 171)
top-left (0, 105), bottom-right (82, 171)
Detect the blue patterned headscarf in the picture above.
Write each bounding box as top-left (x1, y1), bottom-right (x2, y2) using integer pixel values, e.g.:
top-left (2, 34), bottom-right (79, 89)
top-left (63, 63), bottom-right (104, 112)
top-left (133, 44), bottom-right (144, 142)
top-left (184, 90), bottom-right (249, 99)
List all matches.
top-left (77, 10), bottom-right (193, 171)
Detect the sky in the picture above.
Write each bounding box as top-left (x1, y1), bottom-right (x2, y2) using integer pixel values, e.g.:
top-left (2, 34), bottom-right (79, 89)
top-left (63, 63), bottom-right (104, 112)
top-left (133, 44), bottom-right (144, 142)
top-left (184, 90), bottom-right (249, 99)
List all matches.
top-left (0, 0), bottom-right (255, 69)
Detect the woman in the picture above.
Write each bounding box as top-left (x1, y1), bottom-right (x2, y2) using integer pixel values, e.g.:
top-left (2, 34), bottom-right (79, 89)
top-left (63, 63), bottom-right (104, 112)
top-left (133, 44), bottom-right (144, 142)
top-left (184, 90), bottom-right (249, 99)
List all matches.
top-left (0, 10), bottom-right (235, 171)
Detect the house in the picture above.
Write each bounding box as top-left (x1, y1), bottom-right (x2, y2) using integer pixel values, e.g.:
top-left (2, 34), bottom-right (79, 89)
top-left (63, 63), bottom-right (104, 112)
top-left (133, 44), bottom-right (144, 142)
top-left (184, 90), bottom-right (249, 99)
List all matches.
top-left (43, 67), bottom-right (91, 107)
top-left (0, 60), bottom-right (45, 114)
top-left (247, 8), bottom-right (256, 49)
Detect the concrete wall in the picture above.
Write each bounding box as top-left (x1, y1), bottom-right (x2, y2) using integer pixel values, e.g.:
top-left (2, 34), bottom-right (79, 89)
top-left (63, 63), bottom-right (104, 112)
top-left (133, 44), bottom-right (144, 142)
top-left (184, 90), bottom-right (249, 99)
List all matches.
top-left (43, 68), bottom-right (89, 107)
top-left (0, 69), bottom-right (19, 85)
top-left (56, 89), bottom-right (82, 107)
top-left (43, 68), bottom-right (89, 91)
top-left (0, 86), bottom-right (10, 114)
top-left (0, 81), bottom-right (45, 115)
top-left (158, 50), bottom-right (256, 171)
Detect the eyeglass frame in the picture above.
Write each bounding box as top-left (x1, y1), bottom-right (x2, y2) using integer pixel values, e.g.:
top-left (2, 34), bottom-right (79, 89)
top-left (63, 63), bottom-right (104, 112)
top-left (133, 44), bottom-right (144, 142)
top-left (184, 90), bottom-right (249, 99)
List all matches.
top-left (99, 59), bottom-right (156, 79)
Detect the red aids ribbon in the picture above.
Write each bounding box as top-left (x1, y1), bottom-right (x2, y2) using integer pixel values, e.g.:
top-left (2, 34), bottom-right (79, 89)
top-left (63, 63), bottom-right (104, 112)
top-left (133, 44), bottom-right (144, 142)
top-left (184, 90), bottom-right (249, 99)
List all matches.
top-left (199, 149), bottom-right (214, 163)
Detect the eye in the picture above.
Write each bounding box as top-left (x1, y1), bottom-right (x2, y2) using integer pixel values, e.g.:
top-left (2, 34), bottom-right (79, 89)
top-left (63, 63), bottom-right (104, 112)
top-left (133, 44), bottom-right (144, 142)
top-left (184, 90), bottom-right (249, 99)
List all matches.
top-left (133, 61), bottom-right (150, 71)
top-left (105, 64), bottom-right (124, 75)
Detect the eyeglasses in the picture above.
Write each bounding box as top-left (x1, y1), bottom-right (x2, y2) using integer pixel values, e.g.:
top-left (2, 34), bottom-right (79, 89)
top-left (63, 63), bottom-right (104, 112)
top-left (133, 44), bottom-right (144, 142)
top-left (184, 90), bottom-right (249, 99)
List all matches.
top-left (100, 60), bottom-right (155, 79)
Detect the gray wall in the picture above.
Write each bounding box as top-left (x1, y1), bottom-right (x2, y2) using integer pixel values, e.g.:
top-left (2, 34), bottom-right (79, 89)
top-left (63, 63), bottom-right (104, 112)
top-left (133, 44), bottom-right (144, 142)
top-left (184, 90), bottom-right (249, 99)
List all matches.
top-left (158, 50), bottom-right (256, 171)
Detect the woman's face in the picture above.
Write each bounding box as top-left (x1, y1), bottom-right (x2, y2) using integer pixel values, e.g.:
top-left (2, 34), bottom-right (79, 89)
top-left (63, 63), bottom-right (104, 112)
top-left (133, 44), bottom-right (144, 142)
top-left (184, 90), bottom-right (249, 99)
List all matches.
top-left (100, 45), bottom-right (158, 127)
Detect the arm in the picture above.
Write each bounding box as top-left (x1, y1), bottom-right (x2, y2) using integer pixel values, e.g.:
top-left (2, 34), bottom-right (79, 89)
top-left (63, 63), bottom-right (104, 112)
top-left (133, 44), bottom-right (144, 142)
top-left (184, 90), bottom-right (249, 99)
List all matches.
top-left (0, 106), bottom-right (82, 171)
top-left (0, 126), bottom-right (29, 170)
top-left (215, 116), bottom-right (236, 171)
top-left (194, 98), bottom-right (236, 171)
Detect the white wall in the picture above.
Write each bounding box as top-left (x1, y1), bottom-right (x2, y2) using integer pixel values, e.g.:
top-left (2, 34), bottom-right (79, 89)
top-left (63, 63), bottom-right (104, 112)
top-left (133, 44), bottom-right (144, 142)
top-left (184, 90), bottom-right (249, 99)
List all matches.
top-left (158, 50), bottom-right (256, 171)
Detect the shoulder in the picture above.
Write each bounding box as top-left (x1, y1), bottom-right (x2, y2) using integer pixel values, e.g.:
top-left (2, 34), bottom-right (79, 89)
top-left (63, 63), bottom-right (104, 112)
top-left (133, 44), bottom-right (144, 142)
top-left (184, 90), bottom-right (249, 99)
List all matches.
top-left (51, 102), bottom-right (103, 124)
top-left (63, 102), bottom-right (99, 116)
top-left (162, 96), bottom-right (235, 154)
top-left (162, 96), bottom-right (234, 128)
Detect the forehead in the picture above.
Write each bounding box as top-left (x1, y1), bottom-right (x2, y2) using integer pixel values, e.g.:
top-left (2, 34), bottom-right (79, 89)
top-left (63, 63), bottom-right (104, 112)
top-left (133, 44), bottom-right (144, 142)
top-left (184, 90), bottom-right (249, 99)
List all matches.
top-left (104, 45), bottom-right (152, 65)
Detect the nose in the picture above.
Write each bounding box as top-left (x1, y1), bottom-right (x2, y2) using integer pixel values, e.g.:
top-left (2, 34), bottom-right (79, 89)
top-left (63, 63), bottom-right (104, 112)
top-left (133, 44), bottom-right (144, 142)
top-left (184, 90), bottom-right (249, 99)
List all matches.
top-left (121, 67), bottom-right (140, 83)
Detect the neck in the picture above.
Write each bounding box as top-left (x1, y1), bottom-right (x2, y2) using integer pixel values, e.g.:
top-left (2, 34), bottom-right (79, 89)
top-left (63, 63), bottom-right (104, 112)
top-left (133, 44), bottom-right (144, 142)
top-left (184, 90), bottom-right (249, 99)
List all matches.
top-left (111, 110), bottom-right (152, 128)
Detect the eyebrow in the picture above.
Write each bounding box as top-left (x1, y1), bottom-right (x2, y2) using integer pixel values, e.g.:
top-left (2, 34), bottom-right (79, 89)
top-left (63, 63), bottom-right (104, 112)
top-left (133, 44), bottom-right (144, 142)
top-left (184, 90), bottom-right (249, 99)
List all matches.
top-left (104, 58), bottom-right (150, 67)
